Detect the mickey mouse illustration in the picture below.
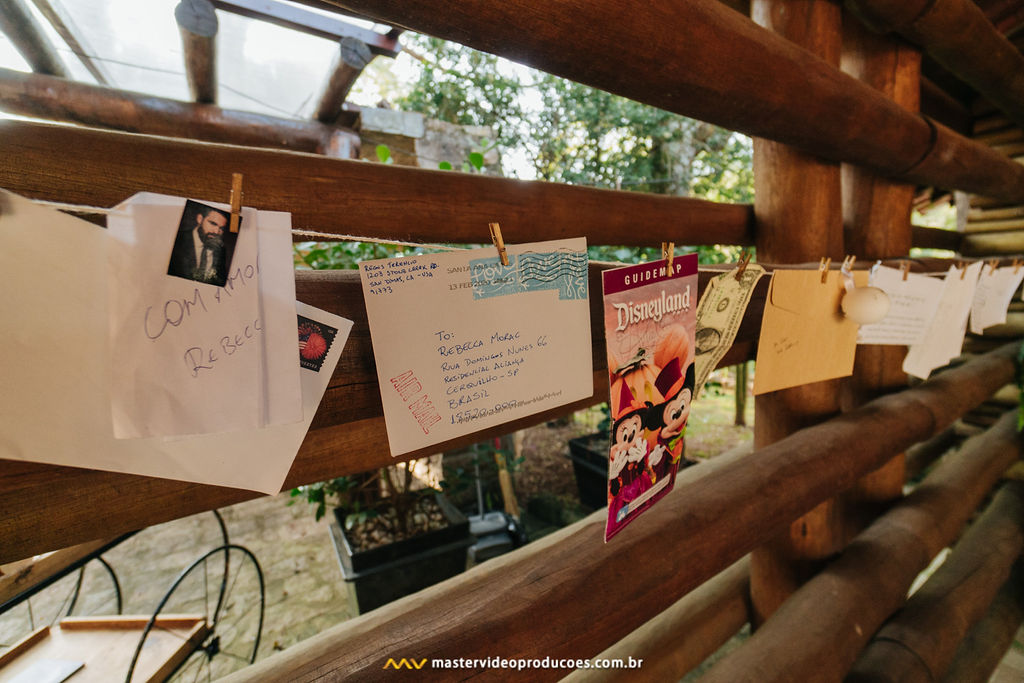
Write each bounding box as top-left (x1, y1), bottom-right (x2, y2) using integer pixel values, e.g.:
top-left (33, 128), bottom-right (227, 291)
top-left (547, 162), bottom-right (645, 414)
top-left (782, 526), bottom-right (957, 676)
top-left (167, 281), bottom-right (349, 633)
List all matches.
top-left (645, 357), bottom-right (695, 482)
top-left (608, 380), bottom-right (653, 511)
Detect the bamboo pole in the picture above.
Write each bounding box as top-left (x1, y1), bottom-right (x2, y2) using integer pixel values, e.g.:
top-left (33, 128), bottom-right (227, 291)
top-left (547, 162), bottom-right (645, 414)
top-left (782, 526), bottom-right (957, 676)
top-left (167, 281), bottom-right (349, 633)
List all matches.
top-left (846, 0), bottom-right (1024, 130)
top-left (327, 0), bottom-right (1024, 203)
top-left (313, 37), bottom-right (372, 123)
top-left (0, 0), bottom-right (68, 77)
top-left (846, 481), bottom-right (1024, 682)
top-left (0, 69), bottom-right (360, 156)
top-left (218, 347), bottom-right (1018, 682)
top-left (748, 0), bottom-right (845, 625)
top-left (699, 410), bottom-right (1024, 683)
top-left (175, 0), bottom-right (219, 104)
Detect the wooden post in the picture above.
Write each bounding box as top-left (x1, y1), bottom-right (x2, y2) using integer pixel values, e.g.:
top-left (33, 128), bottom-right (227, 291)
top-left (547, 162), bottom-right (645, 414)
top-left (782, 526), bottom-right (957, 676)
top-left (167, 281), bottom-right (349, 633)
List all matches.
top-left (314, 37), bottom-right (372, 123)
top-left (175, 0), bottom-right (219, 104)
top-left (0, 0), bottom-right (68, 77)
top-left (839, 16), bottom-right (921, 534)
top-left (749, 0), bottom-right (845, 625)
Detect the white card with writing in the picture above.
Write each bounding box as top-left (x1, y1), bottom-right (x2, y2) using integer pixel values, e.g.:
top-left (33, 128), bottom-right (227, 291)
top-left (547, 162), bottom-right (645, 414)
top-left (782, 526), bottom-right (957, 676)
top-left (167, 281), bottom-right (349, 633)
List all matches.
top-left (360, 239), bottom-right (592, 456)
top-left (0, 189), bottom-right (348, 493)
top-left (969, 264), bottom-right (1024, 334)
top-left (857, 265), bottom-right (944, 345)
top-left (903, 262), bottom-right (982, 379)
top-left (107, 193), bottom-right (301, 438)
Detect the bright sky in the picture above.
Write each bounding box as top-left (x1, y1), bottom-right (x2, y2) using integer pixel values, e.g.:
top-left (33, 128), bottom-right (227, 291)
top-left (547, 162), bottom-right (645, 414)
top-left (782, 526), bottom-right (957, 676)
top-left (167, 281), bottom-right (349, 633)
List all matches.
top-left (0, 0), bottom-right (539, 177)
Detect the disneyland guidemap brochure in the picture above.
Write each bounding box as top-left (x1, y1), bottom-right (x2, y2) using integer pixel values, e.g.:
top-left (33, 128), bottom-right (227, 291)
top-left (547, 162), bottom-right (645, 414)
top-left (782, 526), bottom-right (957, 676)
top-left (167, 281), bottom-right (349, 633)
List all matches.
top-left (602, 253), bottom-right (697, 541)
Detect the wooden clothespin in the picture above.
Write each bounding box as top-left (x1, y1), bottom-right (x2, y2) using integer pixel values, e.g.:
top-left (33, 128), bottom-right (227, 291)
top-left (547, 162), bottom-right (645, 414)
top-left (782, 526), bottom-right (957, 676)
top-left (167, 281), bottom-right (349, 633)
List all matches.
top-left (1014, 257), bottom-right (1022, 274)
top-left (489, 222), bottom-right (508, 266)
top-left (734, 251), bottom-right (752, 281)
top-left (841, 254), bottom-right (856, 272)
top-left (819, 256), bottom-right (831, 284)
top-left (229, 173), bottom-right (244, 233)
top-left (662, 241), bottom-right (675, 273)
top-left (988, 258), bottom-right (1000, 274)
top-left (900, 260), bottom-right (910, 281)
top-left (958, 261), bottom-right (968, 280)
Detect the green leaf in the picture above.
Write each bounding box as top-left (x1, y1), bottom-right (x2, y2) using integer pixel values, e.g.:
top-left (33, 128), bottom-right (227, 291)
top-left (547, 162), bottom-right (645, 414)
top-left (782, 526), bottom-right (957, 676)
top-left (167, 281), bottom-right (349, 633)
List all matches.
top-left (468, 151), bottom-right (484, 170)
top-left (438, 161), bottom-right (453, 170)
top-left (375, 145), bottom-right (391, 163)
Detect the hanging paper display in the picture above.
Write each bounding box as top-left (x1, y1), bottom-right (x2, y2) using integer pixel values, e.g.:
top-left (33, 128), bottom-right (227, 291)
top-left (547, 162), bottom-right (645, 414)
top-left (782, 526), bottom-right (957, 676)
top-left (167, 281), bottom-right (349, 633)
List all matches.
top-left (360, 238), bottom-right (593, 456)
top-left (602, 253), bottom-right (698, 541)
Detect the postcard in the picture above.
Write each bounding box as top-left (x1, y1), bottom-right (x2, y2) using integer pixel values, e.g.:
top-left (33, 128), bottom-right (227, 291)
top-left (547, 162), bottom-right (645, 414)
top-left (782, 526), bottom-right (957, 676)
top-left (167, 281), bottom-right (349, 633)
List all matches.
top-left (0, 189), bottom-right (349, 493)
top-left (969, 264), bottom-right (1024, 334)
top-left (753, 270), bottom-right (859, 395)
top-left (857, 265), bottom-right (945, 346)
top-left (106, 193), bottom-right (301, 438)
top-left (360, 239), bottom-right (593, 456)
top-left (602, 253), bottom-right (698, 541)
top-left (903, 263), bottom-right (982, 379)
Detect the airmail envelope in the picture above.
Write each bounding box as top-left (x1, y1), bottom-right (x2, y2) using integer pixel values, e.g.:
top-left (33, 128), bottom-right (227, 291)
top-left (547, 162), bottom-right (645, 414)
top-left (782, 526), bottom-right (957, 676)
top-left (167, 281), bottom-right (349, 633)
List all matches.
top-left (753, 269), bottom-right (860, 395)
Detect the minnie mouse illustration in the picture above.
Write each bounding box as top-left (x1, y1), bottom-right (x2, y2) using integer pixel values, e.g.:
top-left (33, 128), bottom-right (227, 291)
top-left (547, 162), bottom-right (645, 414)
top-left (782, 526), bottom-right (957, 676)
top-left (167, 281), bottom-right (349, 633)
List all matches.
top-left (608, 380), bottom-right (653, 516)
top-left (644, 357), bottom-right (695, 482)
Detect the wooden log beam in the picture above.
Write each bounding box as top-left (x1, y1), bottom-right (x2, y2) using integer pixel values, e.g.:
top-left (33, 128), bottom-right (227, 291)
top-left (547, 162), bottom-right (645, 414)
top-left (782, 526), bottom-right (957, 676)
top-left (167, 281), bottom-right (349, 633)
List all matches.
top-left (942, 560), bottom-right (1024, 683)
top-left (175, 0), bottom-right (219, 104)
top-left (0, 119), bottom-right (754, 247)
top-left (700, 410), bottom-right (1024, 683)
top-left (218, 347), bottom-right (1017, 682)
top-left (904, 426), bottom-right (959, 480)
top-left (561, 557), bottom-right (751, 682)
top-left (327, 0), bottom-right (1024, 203)
top-left (920, 76), bottom-right (973, 136)
top-left (912, 224), bottom-right (963, 252)
top-left (0, 70), bottom-right (360, 157)
top-left (749, 0), bottom-right (844, 624)
top-left (846, 0), bottom-right (1024, 131)
top-left (314, 37), bottom-right (372, 124)
top-left (846, 480), bottom-right (1024, 682)
top-left (0, 0), bottom-right (68, 77)
top-left (211, 0), bottom-right (400, 57)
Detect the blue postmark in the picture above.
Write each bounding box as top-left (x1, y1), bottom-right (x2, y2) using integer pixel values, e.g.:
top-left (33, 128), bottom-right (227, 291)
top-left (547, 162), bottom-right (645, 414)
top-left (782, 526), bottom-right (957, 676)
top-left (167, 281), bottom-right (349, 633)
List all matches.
top-left (470, 250), bottom-right (588, 301)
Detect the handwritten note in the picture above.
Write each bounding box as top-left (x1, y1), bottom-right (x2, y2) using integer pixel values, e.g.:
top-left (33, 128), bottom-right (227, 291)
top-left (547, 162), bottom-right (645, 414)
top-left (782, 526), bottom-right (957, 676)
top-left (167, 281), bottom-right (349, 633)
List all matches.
top-left (360, 239), bottom-right (592, 456)
top-left (0, 189), bottom-right (350, 493)
top-left (903, 263), bottom-right (982, 379)
top-left (753, 269), bottom-right (859, 395)
top-left (969, 264), bottom-right (1024, 334)
top-left (106, 193), bottom-right (301, 438)
top-left (857, 265), bottom-right (944, 346)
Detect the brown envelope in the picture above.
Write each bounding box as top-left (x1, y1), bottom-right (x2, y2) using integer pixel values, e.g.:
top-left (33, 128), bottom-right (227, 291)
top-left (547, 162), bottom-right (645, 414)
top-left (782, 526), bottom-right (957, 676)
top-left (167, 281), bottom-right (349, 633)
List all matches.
top-left (753, 269), bottom-right (860, 395)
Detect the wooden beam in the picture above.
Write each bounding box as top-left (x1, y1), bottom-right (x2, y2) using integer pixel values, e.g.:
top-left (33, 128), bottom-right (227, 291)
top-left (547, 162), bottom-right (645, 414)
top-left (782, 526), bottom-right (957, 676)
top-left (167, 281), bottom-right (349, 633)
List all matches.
top-left (211, 0), bottom-right (400, 57)
top-left (912, 224), bottom-right (963, 252)
top-left (920, 76), bottom-right (973, 136)
top-left (29, 0), bottom-right (110, 85)
top-left (0, 0), bottom-right (68, 77)
top-left (327, 0), bottom-right (1024, 203)
top-left (218, 346), bottom-right (1017, 682)
top-left (700, 410), bottom-right (1023, 682)
top-left (749, 0), bottom-right (845, 624)
top-left (942, 560), bottom-right (1024, 683)
top-left (846, 481), bottom-right (1024, 682)
top-left (0, 119), bottom-right (754, 247)
top-left (175, 0), bottom-right (219, 104)
top-left (846, 0), bottom-right (1024, 131)
top-left (313, 37), bottom-right (372, 123)
top-left (0, 70), bottom-right (360, 157)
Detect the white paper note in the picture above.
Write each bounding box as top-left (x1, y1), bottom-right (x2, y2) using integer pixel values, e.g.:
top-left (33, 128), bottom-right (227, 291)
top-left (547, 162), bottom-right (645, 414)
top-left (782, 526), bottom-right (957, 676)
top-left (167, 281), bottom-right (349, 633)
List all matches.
top-left (857, 265), bottom-right (944, 346)
top-left (360, 239), bottom-right (593, 456)
top-left (903, 262), bottom-right (982, 380)
top-left (106, 193), bottom-right (301, 438)
top-left (969, 264), bottom-right (1024, 334)
top-left (0, 189), bottom-right (349, 493)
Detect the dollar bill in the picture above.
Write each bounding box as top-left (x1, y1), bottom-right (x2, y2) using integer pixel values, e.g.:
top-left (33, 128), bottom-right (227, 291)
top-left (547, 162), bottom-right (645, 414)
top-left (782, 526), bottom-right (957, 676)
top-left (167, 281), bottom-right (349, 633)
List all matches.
top-left (693, 264), bottom-right (765, 398)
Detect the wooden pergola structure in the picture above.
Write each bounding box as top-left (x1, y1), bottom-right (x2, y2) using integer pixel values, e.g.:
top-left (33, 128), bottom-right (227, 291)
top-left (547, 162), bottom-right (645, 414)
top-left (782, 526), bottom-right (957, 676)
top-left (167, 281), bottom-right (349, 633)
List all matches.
top-left (2, 0), bottom-right (1024, 680)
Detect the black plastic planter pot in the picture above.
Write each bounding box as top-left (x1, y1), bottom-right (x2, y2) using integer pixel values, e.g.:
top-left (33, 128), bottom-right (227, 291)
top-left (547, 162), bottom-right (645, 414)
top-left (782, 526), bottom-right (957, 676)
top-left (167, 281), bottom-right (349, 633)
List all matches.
top-left (327, 493), bottom-right (472, 616)
top-left (567, 434), bottom-right (609, 510)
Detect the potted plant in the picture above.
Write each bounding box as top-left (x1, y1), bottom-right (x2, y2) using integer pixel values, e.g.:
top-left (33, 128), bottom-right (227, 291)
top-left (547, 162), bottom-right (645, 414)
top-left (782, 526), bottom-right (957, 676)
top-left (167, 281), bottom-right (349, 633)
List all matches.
top-left (291, 460), bottom-right (472, 616)
top-left (567, 403), bottom-right (611, 509)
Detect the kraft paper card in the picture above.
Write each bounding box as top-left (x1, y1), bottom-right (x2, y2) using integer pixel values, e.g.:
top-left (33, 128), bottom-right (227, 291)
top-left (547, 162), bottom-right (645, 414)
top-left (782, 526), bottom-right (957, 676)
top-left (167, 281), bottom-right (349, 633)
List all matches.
top-left (602, 254), bottom-right (697, 541)
top-left (857, 265), bottom-right (945, 346)
top-left (753, 269), bottom-right (858, 395)
top-left (969, 264), bottom-right (1024, 334)
top-left (904, 263), bottom-right (982, 379)
top-left (360, 239), bottom-right (592, 456)
top-left (0, 189), bottom-right (349, 493)
top-left (106, 193), bottom-right (301, 438)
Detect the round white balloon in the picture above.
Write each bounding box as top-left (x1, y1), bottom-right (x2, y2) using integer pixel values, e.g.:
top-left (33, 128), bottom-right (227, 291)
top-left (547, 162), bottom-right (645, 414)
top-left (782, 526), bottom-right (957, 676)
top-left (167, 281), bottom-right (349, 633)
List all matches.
top-left (841, 286), bottom-right (890, 325)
